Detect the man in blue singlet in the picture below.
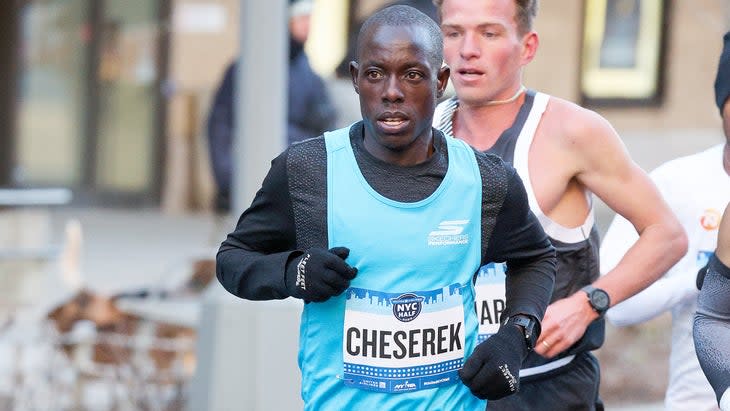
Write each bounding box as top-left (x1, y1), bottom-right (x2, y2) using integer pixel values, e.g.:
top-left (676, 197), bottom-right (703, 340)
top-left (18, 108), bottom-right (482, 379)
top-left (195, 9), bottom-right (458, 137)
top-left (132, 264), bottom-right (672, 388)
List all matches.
top-left (217, 5), bottom-right (556, 410)
top-left (432, 1), bottom-right (687, 410)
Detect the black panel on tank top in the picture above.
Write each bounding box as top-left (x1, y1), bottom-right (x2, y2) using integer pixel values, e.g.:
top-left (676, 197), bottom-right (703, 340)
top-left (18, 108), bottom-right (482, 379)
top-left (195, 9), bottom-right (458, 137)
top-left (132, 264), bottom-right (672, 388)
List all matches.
top-left (485, 89), bottom-right (536, 163)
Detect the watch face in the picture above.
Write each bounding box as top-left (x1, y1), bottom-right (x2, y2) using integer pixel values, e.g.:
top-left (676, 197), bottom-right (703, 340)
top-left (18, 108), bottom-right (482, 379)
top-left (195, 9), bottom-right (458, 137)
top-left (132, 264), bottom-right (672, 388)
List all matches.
top-left (591, 290), bottom-right (610, 311)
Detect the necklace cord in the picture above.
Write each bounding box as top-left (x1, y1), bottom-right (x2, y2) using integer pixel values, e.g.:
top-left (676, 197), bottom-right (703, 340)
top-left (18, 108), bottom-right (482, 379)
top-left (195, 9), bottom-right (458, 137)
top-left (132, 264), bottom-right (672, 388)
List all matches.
top-left (484, 85), bottom-right (526, 106)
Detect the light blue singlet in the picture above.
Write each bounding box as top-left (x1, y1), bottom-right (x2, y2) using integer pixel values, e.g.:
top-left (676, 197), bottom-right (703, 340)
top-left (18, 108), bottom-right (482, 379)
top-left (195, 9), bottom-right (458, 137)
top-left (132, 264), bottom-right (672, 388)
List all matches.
top-left (297, 126), bottom-right (486, 410)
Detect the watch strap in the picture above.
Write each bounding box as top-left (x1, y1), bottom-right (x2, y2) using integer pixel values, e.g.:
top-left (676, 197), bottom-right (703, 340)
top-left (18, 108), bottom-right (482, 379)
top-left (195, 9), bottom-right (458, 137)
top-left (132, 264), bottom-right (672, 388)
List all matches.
top-left (504, 314), bottom-right (539, 351)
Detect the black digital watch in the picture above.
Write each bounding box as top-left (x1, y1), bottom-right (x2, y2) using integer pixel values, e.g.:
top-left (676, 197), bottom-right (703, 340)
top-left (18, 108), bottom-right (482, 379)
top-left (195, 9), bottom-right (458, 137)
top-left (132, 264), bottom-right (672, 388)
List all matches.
top-left (581, 285), bottom-right (610, 318)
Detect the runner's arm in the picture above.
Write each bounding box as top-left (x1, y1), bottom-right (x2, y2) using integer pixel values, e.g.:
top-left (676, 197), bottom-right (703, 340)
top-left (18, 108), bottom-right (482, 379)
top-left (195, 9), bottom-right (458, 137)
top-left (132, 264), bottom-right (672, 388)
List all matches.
top-left (574, 109), bottom-right (687, 307)
top-left (216, 150), bottom-right (301, 300)
top-left (534, 108), bottom-right (686, 358)
top-left (601, 213), bottom-right (696, 326)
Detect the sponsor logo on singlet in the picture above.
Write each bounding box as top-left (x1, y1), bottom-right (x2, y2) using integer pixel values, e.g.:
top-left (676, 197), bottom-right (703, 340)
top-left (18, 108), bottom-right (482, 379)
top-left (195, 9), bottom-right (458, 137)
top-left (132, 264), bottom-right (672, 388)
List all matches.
top-left (700, 208), bottom-right (722, 230)
top-left (428, 220), bottom-right (470, 246)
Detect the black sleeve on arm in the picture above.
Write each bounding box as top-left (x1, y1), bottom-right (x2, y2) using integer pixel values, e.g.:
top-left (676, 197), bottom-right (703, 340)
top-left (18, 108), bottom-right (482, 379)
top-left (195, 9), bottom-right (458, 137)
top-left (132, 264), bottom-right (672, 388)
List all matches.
top-left (485, 168), bottom-right (556, 323)
top-left (216, 150), bottom-right (300, 300)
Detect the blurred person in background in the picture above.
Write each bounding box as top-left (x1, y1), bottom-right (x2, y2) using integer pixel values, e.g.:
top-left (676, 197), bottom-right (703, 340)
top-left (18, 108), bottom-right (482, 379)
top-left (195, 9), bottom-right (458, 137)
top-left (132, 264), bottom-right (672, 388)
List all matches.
top-left (216, 5), bottom-right (556, 409)
top-left (206, 0), bottom-right (337, 212)
top-left (695, 202), bottom-right (730, 411)
top-left (601, 30), bottom-right (730, 411)
top-left (432, 1), bottom-right (687, 410)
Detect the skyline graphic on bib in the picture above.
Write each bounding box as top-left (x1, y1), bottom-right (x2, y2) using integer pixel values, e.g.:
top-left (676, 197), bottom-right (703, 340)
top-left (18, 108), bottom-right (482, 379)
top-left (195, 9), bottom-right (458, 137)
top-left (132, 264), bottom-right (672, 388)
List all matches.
top-left (345, 284), bottom-right (464, 315)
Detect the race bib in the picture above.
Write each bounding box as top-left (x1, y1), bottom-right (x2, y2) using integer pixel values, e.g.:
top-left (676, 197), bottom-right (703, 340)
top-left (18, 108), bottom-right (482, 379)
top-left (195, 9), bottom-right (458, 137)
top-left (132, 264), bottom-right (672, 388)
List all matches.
top-left (342, 284), bottom-right (466, 393)
top-left (473, 263), bottom-right (507, 343)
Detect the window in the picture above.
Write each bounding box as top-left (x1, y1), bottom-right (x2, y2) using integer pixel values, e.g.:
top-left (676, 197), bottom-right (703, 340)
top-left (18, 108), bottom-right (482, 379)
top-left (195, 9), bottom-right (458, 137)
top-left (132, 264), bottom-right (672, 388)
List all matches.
top-left (580, 0), bottom-right (668, 106)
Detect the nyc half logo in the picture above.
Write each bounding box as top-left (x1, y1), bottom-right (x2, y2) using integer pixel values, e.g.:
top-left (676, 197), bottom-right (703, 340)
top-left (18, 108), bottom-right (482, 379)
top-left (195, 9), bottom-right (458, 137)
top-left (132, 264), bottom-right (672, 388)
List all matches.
top-left (391, 293), bottom-right (425, 322)
top-left (428, 220), bottom-right (470, 246)
top-left (700, 208), bottom-right (722, 231)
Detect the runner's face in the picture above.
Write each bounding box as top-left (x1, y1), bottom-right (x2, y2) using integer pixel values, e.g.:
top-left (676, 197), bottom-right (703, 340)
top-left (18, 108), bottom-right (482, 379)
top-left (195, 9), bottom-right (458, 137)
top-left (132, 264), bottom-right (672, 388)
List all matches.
top-left (350, 24), bottom-right (449, 165)
top-left (440, 0), bottom-right (528, 105)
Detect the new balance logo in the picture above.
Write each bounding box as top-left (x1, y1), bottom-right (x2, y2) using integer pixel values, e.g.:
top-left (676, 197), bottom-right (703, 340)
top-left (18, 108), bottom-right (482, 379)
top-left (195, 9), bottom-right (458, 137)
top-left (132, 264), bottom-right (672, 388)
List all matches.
top-left (428, 220), bottom-right (470, 246)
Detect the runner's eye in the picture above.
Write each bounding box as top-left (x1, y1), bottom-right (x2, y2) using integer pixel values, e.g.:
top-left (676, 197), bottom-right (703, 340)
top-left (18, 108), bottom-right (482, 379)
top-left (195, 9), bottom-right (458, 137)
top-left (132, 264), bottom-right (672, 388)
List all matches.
top-left (366, 70), bottom-right (383, 80)
top-left (405, 71), bottom-right (424, 81)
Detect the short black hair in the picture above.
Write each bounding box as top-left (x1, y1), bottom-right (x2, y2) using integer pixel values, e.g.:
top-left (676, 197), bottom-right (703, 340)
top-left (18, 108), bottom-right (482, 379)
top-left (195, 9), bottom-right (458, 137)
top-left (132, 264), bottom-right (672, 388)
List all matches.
top-left (355, 5), bottom-right (443, 70)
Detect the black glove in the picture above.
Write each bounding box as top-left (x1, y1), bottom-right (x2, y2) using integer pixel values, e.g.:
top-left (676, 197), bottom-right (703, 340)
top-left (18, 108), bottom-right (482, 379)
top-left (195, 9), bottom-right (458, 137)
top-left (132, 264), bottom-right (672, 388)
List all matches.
top-left (285, 247), bottom-right (358, 302)
top-left (459, 324), bottom-right (528, 400)
top-left (697, 261), bottom-right (710, 290)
